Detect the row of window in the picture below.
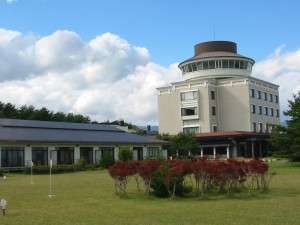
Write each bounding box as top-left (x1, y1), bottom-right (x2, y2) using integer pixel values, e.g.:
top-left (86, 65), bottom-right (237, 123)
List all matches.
top-left (252, 122), bottom-right (275, 133)
top-left (181, 59), bottom-right (252, 74)
top-left (0, 146), bottom-right (161, 167)
top-left (250, 89), bottom-right (279, 103)
top-left (251, 105), bottom-right (279, 117)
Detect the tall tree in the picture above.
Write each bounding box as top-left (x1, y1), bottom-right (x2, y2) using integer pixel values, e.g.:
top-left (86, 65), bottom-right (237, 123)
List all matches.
top-left (270, 92), bottom-right (300, 161)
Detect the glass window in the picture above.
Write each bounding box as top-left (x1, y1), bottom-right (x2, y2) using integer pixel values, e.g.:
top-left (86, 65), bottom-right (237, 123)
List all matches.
top-left (258, 90), bottom-right (261, 99)
top-left (211, 91), bottom-right (215, 100)
top-left (252, 105), bottom-right (256, 114)
top-left (208, 60), bottom-right (215, 69)
top-left (275, 95), bottom-right (279, 103)
top-left (258, 123), bottom-right (263, 133)
top-left (192, 63), bottom-right (197, 71)
top-left (80, 147), bottom-right (94, 164)
top-left (197, 62), bottom-right (203, 70)
top-left (270, 94), bottom-right (273, 102)
top-left (270, 108), bottom-right (274, 117)
top-left (57, 147), bottom-right (74, 165)
top-left (147, 147), bottom-right (161, 158)
top-left (247, 62), bottom-right (252, 71)
top-left (180, 91), bottom-right (198, 101)
top-left (264, 92), bottom-right (268, 101)
top-left (264, 107), bottom-right (268, 116)
top-left (216, 60), bottom-right (222, 68)
top-left (252, 123), bottom-right (257, 132)
top-left (203, 61), bottom-right (208, 69)
top-left (181, 107), bottom-right (198, 116)
top-left (259, 106), bottom-right (262, 115)
top-left (99, 147), bottom-right (114, 161)
top-left (240, 61), bottom-right (245, 69)
top-left (32, 147), bottom-right (48, 166)
top-left (222, 60), bottom-right (228, 68)
top-left (276, 109), bottom-right (280, 117)
top-left (1, 146), bottom-right (25, 167)
top-left (212, 125), bottom-right (217, 132)
top-left (188, 64), bottom-right (192, 72)
top-left (229, 60), bottom-right (234, 68)
top-left (251, 89), bottom-right (255, 98)
top-left (183, 127), bottom-right (199, 134)
top-left (234, 60), bottom-right (240, 69)
top-left (212, 106), bottom-right (216, 116)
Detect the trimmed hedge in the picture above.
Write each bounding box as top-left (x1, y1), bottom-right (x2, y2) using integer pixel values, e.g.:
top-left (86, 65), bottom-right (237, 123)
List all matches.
top-left (24, 164), bottom-right (101, 174)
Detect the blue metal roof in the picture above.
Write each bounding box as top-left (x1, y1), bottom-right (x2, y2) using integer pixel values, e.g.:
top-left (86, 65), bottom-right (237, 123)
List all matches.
top-left (0, 119), bottom-right (165, 145)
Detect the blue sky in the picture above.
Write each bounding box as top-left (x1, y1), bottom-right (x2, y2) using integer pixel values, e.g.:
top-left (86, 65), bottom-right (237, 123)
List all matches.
top-left (1, 0), bottom-right (300, 65)
top-left (0, 0), bottom-right (299, 124)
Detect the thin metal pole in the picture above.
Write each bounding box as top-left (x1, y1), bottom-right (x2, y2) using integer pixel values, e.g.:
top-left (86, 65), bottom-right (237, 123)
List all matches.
top-left (30, 161), bottom-right (34, 185)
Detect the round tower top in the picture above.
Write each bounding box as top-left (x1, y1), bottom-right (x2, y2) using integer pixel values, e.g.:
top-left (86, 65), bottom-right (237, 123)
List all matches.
top-left (194, 41), bottom-right (237, 56)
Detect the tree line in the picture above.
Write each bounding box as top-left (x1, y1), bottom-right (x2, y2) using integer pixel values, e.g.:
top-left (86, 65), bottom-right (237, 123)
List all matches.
top-left (0, 101), bottom-right (91, 123)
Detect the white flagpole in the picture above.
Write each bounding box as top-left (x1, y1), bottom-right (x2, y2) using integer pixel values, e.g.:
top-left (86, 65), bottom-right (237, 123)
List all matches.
top-left (48, 158), bottom-right (55, 198)
top-left (30, 161), bottom-right (34, 185)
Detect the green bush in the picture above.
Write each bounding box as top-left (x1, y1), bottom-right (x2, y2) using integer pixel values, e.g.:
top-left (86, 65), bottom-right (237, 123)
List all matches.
top-left (118, 146), bottom-right (133, 162)
top-left (24, 164), bottom-right (86, 174)
top-left (150, 168), bottom-right (190, 198)
top-left (290, 151), bottom-right (300, 162)
top-left (99, 155), bottom-right (115, 168)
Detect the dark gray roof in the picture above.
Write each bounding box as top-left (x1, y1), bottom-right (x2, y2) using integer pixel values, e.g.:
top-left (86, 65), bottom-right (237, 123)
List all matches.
top-left (179, 51), bottom-right (254, 66)
top-left (0, 119), bottom-right (165, 145)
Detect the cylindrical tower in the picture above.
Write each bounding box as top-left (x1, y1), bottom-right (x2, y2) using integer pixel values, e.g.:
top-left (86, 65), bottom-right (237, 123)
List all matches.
top-left (178, 41), bottom-right (255, 80)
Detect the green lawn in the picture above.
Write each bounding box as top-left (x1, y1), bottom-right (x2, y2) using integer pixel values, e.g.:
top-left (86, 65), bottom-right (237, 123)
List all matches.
top-left (1, 161), bottom-right (300, 225)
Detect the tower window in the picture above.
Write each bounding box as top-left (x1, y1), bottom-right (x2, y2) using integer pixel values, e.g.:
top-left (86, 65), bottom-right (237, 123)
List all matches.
top-left (276, 109), bottom-right (280, 117)
top-left (270, 108), bottom-right (274, 117)
top-left (258, 90), bottom-right (261, 99)
top-left (212, 106), bottom-right (216, 116)
top-left (251, 89), bottom-right (255, 98)
top-left (264, 92), bottom-right (268, 101)
top-left (259, 106), bottom-right (262, 115)
top-left (259, 123), bottom-right (263, 132)
top-left (181, 107), bottom-right (198, 116)
top-left (211, 91), bottom-right (215, 100)
top-left (270, 94), bottom-right (273, 102)
top-left (264, 107), bottom-right (268, 116)
top-left (180, 91), bottom-right (198, 101)
top-left (183, 127), bottom-right (199, 134)
top-left (212, 125), bottom-right (217, 132)
top-left (252, 122), bottom-right (257, 132)
top-left (222, 60), bottom-right (228, 68)
top-left (251, 105), bottom-right (256, 114)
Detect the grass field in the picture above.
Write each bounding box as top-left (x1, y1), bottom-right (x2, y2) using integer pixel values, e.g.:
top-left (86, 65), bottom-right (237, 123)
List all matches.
top-left (0, 160), bottom-right (300, 225)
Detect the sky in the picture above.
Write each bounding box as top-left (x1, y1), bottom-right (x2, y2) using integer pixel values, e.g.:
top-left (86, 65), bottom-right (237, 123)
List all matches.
top-left (0, 0), bottom-right (300, 125)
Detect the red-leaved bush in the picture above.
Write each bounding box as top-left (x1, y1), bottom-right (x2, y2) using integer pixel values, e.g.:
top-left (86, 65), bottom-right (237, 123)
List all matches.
top-left (108, 158), bottom-right (271, 198)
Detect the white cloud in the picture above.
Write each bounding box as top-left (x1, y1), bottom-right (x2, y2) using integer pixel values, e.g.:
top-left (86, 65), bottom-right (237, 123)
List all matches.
top-left (0, 28), bottom-right (298, 125)
top-left (2, 0), bottom-right (17, 3)
top-left (0, 29), bottom-right (181, 124)
top-left (253, 46), bottom-right (300, 121)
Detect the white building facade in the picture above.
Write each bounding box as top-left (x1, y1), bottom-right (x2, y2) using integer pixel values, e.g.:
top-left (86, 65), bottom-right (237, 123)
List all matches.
top-left (158, 41), bottom-right (280, 135)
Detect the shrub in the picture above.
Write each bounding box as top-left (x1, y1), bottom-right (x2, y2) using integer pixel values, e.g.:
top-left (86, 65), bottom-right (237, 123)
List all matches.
top-left (108, 158), bottom-right (271, 199)
top-left (290, 151), bottom-right (300, 162)
top-left (108, 161), bottom-right (134, 196)
top-left (24, 164), bottom-right (86, 174)
top-left (99, 155), bottom-right (115, 168)
top-left (118, 146), bottom-right (133, 162)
